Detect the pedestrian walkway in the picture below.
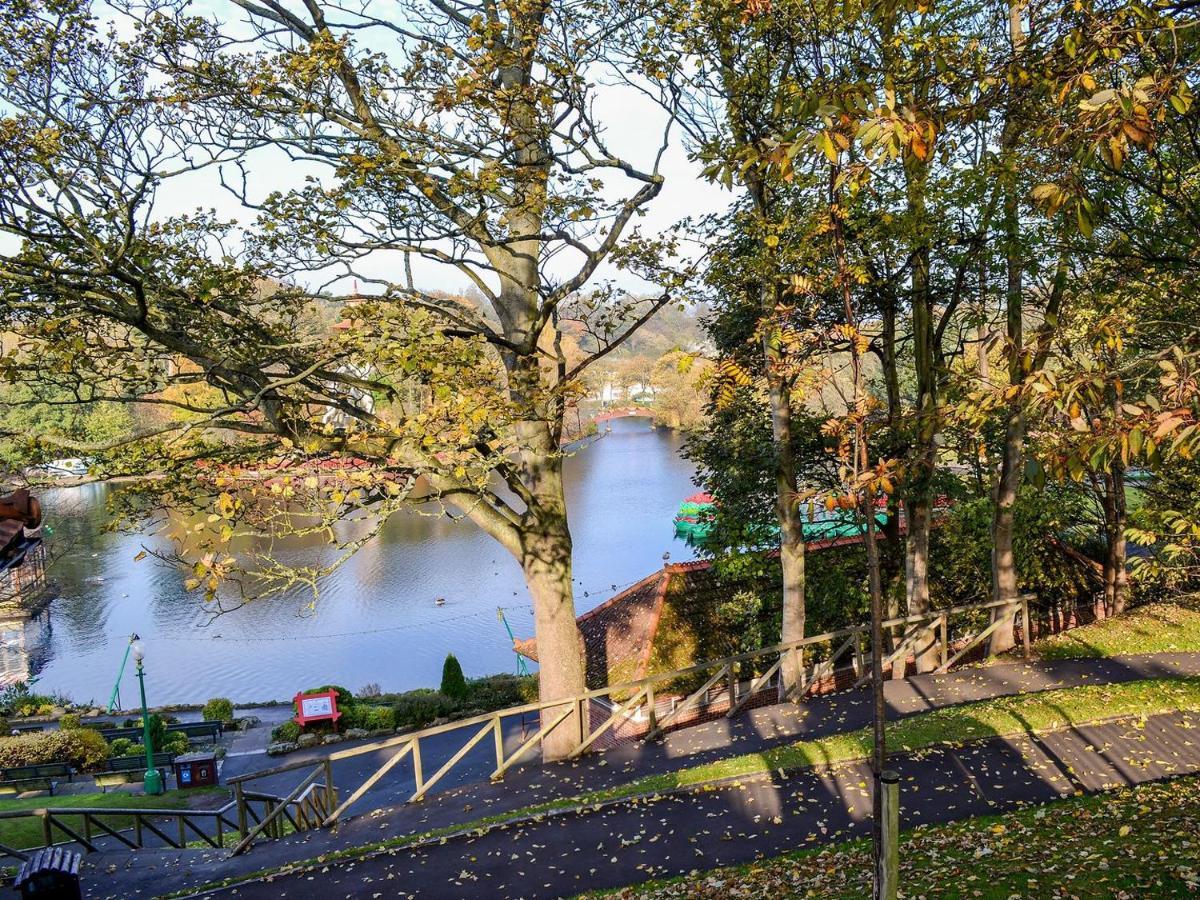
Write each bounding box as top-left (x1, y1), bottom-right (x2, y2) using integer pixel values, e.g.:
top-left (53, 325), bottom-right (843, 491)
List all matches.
top-left (201, 709), bottom-right (1200, 898)
top-left (73, 653), bottom-right (1200, 898)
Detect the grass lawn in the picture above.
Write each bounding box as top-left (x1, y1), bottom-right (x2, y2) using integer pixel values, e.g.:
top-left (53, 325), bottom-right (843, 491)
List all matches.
top-left (583, 773), bottom-right (1200, 898)
top-left (1034, 598), bottom-right (1200, 659)
top-left (0, 787), bottom-right (229, 850)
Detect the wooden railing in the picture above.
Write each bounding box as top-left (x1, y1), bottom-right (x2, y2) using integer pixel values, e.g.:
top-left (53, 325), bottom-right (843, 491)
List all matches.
top-left (0, 796), bottom-right (250, 860)
top-left (0, 594), bottom-right (1033, 861)
top-left (226, 757), bottom-right (337, 855)
top-left (301, 594), bottom-right (1033, 827)
top-left (0, 773), bottom-right (332, 860)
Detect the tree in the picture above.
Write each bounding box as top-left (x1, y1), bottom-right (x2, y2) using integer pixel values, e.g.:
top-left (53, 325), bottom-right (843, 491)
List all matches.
top-left (440, 654), bottom-right (468, 701)
top-left (674, 0), bottom-right (843, 696)
top-left (0, 0), bottom-right (680, 759)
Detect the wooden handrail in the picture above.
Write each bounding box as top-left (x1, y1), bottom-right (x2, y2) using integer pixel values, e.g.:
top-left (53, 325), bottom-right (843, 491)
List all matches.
top-left (304, 594), bottom-right (1039, 771)
top-left (0, 592), bottom-right (1043, 862)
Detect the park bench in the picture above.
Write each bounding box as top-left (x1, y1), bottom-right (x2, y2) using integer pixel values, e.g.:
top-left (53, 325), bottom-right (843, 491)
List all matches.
top-left (0, 762), bottom-right (73, 795)
top-left (97, 726), bottom-right (143, 742)
top-left (10, 723), bottom-right (45, 734)
top-left (166, 721), bottom-right (225, 744)
top-left (94, 751), bottom-right (175, 789)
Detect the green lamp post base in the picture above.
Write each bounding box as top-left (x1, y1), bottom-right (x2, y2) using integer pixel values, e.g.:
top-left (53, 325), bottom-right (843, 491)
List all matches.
top-left (143, 768), bottom-right (164, 796)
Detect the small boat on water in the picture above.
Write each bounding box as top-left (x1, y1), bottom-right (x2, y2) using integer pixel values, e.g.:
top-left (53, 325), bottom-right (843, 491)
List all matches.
top-left (673, 492), bottom-right (715, 544)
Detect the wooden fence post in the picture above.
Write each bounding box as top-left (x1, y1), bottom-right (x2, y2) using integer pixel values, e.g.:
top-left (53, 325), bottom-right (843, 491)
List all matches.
top-left (323, 759), bottom-right (336, 818)
top-left (645, 684), bottom-right (657, 735)
top-left (411, 738), bottom-right (424, 797)
top-left (494, 713), bottom-right (506, 771)
top-left (1021, 596), bottom-right (1032, 659)
top-left (235, 783), bottom-right (248, 840)
top-left (880, 770), bottom-right (900, 900)
top-left (939, 614), bottom-right (948, 670)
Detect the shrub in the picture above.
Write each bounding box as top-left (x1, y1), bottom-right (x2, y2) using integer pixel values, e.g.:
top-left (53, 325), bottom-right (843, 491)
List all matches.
top-left (141, 714), bottom-right (169, 753)
top-left (58, 713), bottom-right (81, 731)
top-left (0, 718), bottom-right (9, 737)
top-left (108, 738), bottom-right (134, 758)
top-left (0, 729), bottom-right (109, 772)
top-left (162, 732), bottom-right (189, 755)
top-left (202, 698), bottom-right (235, 725)
top-left (337, 705), bottom-right (368, 730)
top-left (270, 721), bottom-right (301, 744)
top-left (0, 682), bottom-right (70, 718)
top-left (392, 690), bottom-right (455, 731)
top-left (441, 654), bottom-right (467, 701)
top-left (461, 674), bottom-right (537, 711)
top-left (362, 706), bottom-right (396, 731)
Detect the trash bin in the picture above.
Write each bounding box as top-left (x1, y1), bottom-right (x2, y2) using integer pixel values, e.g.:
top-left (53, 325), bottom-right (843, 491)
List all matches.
top-left (14, 847), bottom-right (82, 899)
top-left (172, 752), bottom-right (218, 789)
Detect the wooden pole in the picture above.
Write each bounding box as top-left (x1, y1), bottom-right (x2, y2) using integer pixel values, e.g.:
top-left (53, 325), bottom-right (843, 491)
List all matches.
top-left (880, 770), bottom-right (900, 900)
top-left (235, 783), bottom-right (248, 840)
top-left (1021, 595), bottom-right (1032, 658)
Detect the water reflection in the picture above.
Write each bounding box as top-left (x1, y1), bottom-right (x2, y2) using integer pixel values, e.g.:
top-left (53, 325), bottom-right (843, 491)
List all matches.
top-left (25, 419), bottom-right (697, 704)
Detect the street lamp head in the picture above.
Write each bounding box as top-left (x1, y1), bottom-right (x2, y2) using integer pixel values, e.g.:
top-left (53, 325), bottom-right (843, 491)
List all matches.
top-left (130, 637), bottom-right (145, 663)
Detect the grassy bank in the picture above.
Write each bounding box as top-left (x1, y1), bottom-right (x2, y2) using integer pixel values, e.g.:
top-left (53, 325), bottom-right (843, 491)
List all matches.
top-left (1034, 599), bottom-right (1200, 659)
top-left (0, 787), bottom-right (228, 850)
top-left (582, 773), bottom-right (1200, 898)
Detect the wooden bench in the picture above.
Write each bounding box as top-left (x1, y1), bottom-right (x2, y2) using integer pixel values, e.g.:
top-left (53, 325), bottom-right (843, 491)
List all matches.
top-left (0, 762), bottom-right (73, 795)
top-left (94, 752), bottom-right (175, 789)
top-left (97, 726), bottom-right (143, 742)
top-left (10, 723), bottom-right (45, 735)
top-left (166, 721), bottom-right (225, 744)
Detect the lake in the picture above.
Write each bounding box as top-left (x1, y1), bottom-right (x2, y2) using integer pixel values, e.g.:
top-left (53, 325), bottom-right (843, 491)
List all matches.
top-left (7, 418), bottom-right (697, 706)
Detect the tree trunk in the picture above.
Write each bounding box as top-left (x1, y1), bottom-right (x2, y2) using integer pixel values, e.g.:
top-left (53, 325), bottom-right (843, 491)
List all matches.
top-left (1102, 461), bottom-right (1128, 616)
top-left (988, 4), bottom-right (1028, 657)
top-left (763, 299), bottom-right (806, 696)
top-left (518, 441), bottom-right (587, 761)
top-left (749, 175), bottom-right (807, 696)
top-left (988, 407), bottom-right (1024, 655)
top-left (901, 146), bottom-right (939, 673)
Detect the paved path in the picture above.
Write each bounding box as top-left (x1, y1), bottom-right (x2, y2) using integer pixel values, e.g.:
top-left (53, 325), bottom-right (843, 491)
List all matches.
top-left (68, 653), bottom-right (1200, 898)
top-left (199, 709), bottom-right (1200, 899)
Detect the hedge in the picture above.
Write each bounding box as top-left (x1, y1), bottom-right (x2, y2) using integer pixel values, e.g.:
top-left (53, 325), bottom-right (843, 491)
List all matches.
top-left (0, 729), bottom-right (109, 772)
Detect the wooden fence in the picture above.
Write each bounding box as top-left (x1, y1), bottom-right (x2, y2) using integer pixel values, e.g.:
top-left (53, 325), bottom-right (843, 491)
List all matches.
top-left (249, 595), bottom-right (1034, 839)
top-left (0, 786), bottom-right (305, 861)
top-left (0, 594), bottom-right (1034, 860)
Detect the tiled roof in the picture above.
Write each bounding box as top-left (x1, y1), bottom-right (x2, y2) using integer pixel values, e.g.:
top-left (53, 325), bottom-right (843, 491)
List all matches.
top-left (515, 567), bottom-right (671, 687)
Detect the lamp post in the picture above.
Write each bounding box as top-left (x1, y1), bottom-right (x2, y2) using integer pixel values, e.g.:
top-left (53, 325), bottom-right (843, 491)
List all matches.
top-left (129, 635), bottom-right (164, 796)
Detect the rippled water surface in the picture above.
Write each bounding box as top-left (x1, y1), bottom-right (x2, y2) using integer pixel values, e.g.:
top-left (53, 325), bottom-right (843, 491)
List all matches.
top-left (10, 418), bottom-right (696, 705)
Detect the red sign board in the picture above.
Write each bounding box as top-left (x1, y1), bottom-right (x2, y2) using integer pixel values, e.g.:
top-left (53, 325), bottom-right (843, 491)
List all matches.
top-left (293, 689), bottom-right (342, 730)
